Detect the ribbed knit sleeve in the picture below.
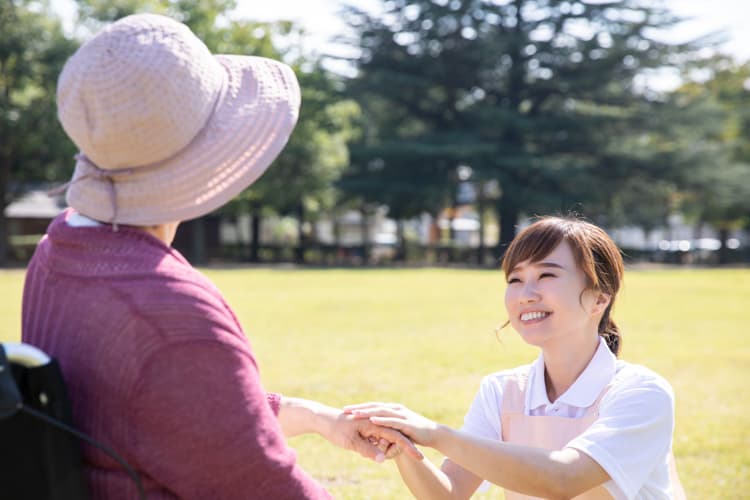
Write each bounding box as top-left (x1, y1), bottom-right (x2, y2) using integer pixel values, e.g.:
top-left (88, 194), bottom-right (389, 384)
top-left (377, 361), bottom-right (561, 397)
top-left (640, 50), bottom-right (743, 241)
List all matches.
top-left (267, 392), bottom-right (282, 416)
top-left (128, 340), bottom-right (330, 500)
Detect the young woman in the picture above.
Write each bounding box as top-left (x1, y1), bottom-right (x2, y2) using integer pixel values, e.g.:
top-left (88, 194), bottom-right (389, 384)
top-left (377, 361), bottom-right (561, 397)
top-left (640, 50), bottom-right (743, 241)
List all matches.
top-left (347, 216), bottom-right (685, 499)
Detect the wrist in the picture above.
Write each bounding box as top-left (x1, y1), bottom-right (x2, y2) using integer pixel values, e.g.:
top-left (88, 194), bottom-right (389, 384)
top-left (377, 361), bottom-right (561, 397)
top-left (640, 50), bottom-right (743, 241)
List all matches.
top-left (430, 423), bottom-right (452, 451)
top-left (309, 401), bottom-right (341, 442)
top-left (279, 396), bottom-right (339, 438)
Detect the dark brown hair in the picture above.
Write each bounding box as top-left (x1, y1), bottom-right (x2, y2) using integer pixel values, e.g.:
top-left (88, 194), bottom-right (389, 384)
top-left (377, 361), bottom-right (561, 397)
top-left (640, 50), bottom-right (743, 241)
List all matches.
top-left (501, 216), bottom-right (625, 356)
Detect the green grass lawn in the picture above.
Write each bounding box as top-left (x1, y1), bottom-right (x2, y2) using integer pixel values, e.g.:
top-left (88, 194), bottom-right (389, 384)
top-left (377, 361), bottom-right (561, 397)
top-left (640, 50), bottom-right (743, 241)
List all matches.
top-left (1, 267), bottom-right (748, 498)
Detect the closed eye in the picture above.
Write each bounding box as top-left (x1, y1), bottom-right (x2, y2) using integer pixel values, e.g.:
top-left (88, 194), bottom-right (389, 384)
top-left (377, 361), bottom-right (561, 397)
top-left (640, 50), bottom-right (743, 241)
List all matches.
top-left (539, 273), bottom-right (557, 279)
top-left (507, 277), bottom-right (521, 284)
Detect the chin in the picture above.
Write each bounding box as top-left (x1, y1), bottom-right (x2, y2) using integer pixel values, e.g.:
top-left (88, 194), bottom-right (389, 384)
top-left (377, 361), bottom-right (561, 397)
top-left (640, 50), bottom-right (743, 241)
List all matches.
top-left (515, 328), bottom-right (548, 348)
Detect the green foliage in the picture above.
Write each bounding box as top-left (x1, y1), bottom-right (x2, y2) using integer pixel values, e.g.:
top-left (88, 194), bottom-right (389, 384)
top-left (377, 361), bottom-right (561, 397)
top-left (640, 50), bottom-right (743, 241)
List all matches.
top-left (246, 67), bottom-right (361, 218)
top-left (341, 0), bottom-right (711, 245)
top-left (673, 60), bottom-right (750, 231)
top-left (0, 0), bottom-right (79, 263)
top-left (0, 1), bottom-right (78, 190)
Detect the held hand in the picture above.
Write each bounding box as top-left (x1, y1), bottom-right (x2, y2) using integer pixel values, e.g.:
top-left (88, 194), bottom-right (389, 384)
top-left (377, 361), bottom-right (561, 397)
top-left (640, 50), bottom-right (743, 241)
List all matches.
top-left (343, 402), bottom-right (442, 448)
top-left (326, 411), bottom-right (424, 462)
top-left (277, 397), bottom-right (421, 462)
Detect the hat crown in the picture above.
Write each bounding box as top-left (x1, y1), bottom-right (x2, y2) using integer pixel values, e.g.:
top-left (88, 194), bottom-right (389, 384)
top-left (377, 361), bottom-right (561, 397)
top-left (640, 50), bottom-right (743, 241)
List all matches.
top-left (57, 14), bottom-right (224, 169)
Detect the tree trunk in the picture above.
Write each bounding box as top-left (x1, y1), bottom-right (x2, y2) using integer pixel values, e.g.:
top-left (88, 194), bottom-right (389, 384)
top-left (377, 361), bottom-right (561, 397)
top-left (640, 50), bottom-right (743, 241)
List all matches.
top-left (0, 205), bottom-right (8, 267)
top-left (249, 203), bottom-right (261, 263)
top-left (360, 207), bottom-right (370, 265)
top-left (718, 227), bottom-right (731, 265)
top-left (496, 197), bottom-right (519, 260)
top-left (332, 213), bottom-right (342, 265)
top-left (0, 155), bottom-right (9, 267)
top-left (477, 181), bottom-right (486, 266)
top-left (396, 219), bottom-right (406, 262)
top-left (190, 216), bottom-right (206, 265)
top-left (295, 202), bottom-right (306, 264)
top-left (448, 206), bottom-right (457, 246)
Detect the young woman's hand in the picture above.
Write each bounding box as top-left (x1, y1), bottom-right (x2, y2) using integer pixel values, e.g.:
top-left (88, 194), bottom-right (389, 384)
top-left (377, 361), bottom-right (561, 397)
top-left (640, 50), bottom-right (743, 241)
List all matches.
top-left (328, 411), bottom-right (424, 461)
top-left (344, 403), bottom-right (443, 449)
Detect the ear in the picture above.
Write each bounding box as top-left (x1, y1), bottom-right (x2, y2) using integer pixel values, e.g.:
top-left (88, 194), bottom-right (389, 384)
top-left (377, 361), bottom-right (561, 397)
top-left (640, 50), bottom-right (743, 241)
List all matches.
top-left (591, 291), bottom-right (611, 316)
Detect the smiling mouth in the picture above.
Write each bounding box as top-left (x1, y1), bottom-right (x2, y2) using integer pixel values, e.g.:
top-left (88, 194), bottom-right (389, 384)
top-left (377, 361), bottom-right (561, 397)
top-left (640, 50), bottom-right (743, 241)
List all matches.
top-left (520, 311), bottom-right (551, 322)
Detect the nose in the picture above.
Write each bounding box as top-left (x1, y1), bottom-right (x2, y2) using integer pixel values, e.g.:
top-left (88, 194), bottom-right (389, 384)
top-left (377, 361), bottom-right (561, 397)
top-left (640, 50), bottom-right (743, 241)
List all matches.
top-left (519, 281), bottom-right (541, 304)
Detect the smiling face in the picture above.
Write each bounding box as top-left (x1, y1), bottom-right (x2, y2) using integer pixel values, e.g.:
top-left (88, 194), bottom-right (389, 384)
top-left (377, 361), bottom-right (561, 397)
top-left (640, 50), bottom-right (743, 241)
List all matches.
top-left (504, 241), bottom-right (607, 350)
top-left (501, 216), bottom-right (624, 355)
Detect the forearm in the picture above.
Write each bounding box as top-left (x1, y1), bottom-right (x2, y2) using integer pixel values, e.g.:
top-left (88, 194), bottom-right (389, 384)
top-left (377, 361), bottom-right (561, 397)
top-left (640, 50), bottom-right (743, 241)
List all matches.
top-left (393, 454), bottom-right (457, 500)
top-left (433, 426), bottom-right (600, 499)
top-left (278, 396), bottom-right (338, 439)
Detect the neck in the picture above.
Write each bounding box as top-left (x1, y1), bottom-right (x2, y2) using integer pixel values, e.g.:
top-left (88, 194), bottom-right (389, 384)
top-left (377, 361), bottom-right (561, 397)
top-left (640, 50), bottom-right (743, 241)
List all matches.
top-left (542, 334), bottom-right (599, 403)
top-left (136, 222), bottom-right (180, 246)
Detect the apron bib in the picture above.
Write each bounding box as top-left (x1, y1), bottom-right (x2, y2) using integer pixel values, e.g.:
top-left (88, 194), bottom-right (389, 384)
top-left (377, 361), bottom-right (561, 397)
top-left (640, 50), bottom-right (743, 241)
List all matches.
top-left (499, 370), bottom-right (685, 500)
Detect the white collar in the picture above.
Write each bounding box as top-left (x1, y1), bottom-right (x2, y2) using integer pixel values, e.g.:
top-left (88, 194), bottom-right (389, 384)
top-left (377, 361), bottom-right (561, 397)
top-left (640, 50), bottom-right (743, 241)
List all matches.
top-left (527, 337), bottom-right (616, 411)
top-left (66, 210), bottom-right (103, 228)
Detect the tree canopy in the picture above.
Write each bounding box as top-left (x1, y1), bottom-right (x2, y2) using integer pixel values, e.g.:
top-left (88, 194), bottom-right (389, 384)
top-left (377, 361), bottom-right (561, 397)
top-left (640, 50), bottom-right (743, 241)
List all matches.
top-left (340, 0), bottom-right (713, 253)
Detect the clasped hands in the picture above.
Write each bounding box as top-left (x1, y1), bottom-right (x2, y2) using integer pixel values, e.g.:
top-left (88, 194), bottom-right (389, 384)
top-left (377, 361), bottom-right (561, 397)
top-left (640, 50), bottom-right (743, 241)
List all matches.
top-left (337, 402), bottom-right (439, 463)
top-left (280, 396), bottom-right (435, 464)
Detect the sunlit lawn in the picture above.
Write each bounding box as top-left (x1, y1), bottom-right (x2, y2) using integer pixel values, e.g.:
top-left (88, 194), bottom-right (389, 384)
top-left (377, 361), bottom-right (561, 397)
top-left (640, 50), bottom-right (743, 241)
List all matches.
top-left (1, 266), bottom-right (748, 499)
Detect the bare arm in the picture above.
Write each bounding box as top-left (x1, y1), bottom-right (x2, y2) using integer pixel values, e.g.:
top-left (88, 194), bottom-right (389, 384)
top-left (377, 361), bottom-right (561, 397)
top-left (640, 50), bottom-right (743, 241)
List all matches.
top-left (346, 403), bottom-right (609, 499)
top-left (432, 425), bottom-right (609, 499)
top-left (390, 454), bottom-right (484, 500)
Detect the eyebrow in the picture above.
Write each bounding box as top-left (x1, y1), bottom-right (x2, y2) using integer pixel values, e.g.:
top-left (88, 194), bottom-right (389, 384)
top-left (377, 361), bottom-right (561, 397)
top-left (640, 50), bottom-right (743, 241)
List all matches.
top-left (510, 261), bottom-right (565, 274)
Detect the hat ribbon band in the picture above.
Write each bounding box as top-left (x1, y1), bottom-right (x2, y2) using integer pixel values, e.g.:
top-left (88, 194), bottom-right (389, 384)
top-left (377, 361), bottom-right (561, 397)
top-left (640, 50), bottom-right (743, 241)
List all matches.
top-left (47, 154), bottom-right (136, 231)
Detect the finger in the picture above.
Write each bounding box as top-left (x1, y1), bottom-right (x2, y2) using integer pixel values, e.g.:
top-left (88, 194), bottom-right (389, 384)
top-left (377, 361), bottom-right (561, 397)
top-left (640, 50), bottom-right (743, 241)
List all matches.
top-left (377, 438), bottom-right (390, 453)
top-left (349, 408), bottom-right (406, 419)
top-left (351, 435), bottom-right (387, 463)
top-left (369, 416), bottom-right (411, 432)
top-left (343, 402), bottom-right (401, 413)
top-left (384, 442), bottom-right (401, 459)
top-left (370, 425), bottom-right (423, 460)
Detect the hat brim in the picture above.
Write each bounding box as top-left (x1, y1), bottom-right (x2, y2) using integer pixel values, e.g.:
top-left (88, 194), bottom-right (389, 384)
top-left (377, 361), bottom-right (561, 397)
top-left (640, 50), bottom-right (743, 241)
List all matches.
top-left (67, 55), bottom-right (301, 226)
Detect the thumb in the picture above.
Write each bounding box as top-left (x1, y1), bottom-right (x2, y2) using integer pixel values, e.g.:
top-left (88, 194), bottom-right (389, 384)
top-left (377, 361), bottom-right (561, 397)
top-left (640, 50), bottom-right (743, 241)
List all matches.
top-left (351, 434), bottom-right (386, 463)
top-left (367, 424), bottom-right (424, 460)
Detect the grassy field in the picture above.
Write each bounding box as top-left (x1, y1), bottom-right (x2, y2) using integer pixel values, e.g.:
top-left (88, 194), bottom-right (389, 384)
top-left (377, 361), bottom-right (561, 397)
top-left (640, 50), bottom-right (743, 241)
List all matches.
top-left (1, 267), bottom-right (748, 498)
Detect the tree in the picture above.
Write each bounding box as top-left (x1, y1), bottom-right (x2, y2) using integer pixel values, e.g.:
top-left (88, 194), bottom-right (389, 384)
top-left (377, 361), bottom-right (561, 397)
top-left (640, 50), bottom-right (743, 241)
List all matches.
top-left (0, 1), bottom-right (79, 265)
top-left (342, 0), bottom-right (708, 256)
top-left (671, 60), bottom-right (750, 261)
top-left (76, 0), bottom-right (357, 263)
top-left (239, 67), bottom-right (360, 263)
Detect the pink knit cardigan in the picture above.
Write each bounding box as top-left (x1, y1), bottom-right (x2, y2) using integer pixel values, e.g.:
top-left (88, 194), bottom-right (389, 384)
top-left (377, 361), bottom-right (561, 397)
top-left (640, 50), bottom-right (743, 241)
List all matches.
top-left (22, 209), bottom-right (331, 499)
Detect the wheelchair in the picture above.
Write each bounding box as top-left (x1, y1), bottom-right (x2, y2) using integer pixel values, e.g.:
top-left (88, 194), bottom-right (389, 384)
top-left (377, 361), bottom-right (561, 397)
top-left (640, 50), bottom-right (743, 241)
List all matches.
top-left (0, 342), bottom-right (145, 499)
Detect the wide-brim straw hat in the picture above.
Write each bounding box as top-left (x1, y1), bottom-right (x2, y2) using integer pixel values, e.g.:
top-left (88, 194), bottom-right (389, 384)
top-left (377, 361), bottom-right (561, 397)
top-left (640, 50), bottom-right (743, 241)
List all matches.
top-left (56, 13), bottom-right (300, 226)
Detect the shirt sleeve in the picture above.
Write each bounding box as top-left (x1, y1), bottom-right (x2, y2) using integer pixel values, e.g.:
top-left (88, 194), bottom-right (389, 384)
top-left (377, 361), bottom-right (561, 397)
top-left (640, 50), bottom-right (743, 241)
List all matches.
top-left (128, 339), bottom-right (332, 500)
top-left (566, 369), bottom-right (675, 500)
top-left (460, 374), bottom-right (504, 441)
top-left (457, 373), bottom-right (506, 493)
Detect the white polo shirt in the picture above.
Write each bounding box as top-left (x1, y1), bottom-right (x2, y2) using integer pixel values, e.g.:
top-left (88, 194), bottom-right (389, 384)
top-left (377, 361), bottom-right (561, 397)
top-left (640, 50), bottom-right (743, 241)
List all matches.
top-left (461, 338), bottom-right (676, 500)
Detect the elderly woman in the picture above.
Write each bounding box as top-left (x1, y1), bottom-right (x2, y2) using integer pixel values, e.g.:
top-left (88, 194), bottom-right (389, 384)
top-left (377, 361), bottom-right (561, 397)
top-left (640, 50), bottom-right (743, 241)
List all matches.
top-left (21, 14), bottom-right (415, 499)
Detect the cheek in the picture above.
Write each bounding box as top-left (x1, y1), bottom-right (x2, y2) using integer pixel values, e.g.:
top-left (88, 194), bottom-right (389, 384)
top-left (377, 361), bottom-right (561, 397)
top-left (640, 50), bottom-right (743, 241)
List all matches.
top-left (504, 287), bottom-right (515, 311)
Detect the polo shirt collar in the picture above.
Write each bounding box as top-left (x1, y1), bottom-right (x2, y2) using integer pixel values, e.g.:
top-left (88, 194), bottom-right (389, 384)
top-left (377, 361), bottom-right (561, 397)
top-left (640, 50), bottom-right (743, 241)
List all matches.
top-left (527, 337), bottom-right (616, 411)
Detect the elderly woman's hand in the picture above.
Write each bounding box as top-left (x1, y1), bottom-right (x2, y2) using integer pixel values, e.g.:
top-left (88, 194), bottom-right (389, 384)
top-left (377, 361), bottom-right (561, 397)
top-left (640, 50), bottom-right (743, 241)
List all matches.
top-left (344, 402), bottom-right (442, 449)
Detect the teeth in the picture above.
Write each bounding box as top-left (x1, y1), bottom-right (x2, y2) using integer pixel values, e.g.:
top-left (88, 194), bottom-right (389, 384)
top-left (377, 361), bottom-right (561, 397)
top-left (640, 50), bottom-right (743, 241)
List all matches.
top-left (521, 311), bottom-right (549, 321)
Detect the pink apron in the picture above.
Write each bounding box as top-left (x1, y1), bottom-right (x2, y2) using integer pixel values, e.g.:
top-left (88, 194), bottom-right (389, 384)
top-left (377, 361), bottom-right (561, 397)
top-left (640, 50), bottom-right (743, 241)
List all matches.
top-left (500, 371), bottom-right (686, 499)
